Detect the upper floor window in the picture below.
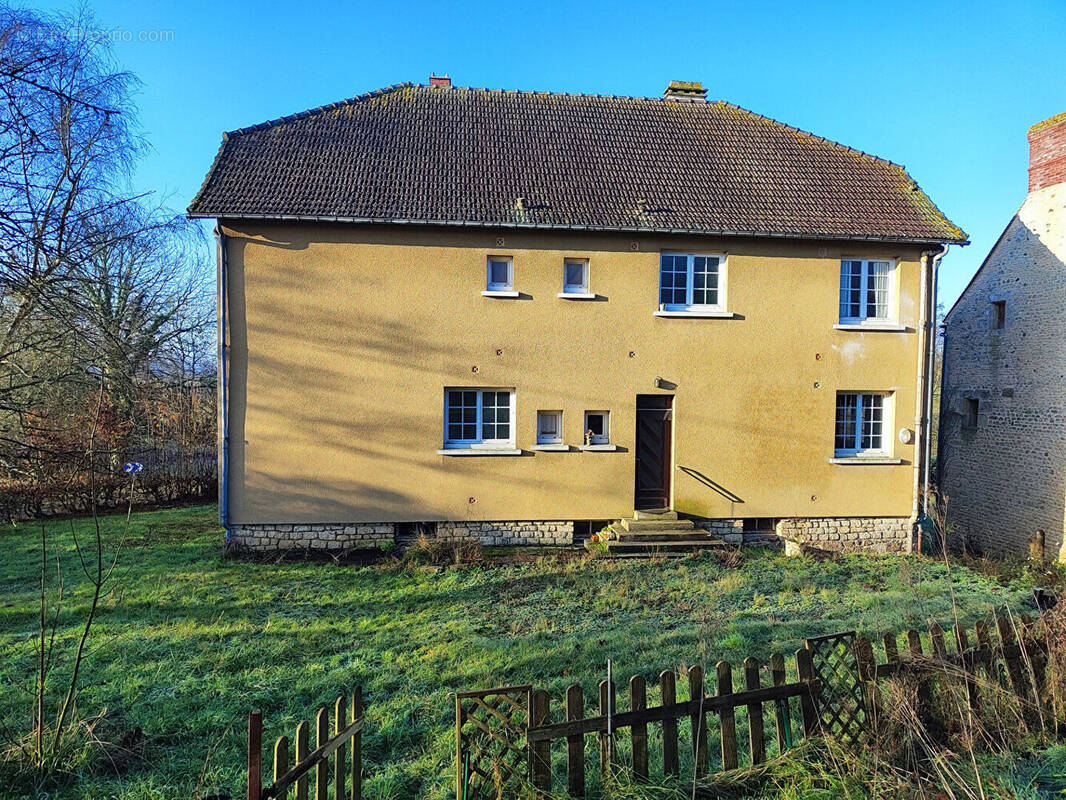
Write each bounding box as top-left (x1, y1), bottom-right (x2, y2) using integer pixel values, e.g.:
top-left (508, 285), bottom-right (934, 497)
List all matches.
top-left (963, 397), bottom-right (980, 428)
top-left (659, 254), bottom-right (724, 311)
top-left (485, 256), bottom-right (514, 294)
top-left (991, 300), bottom-right (1006, 330)
top-left (444, 389), bottom-right (514, 448)
top-left (834, 392), bottom-right (890, 456)
top-left (562, 258), bottom-right (590, 295)
top-left (839, 259), bottom-right (894, 323)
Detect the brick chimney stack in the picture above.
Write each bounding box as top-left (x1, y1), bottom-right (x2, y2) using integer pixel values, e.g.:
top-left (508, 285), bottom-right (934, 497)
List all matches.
top-left (1028, 111), bottom-right (1066, 192)
top-left (429, 73), bottom-right (451, 87)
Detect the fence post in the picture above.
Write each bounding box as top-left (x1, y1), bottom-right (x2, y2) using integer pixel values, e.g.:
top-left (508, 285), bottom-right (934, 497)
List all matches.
top-left (770, 653), bottom-right (789, 754)
top-left (454, 694), bottom-right (463, 800)
top-left (531, 689), bottom-right (551, 792)
top-left (717, 662), bottom-right (738, 771)
top-left (996, 614), bottom-right (1029, 702)
top-left (883, 633), bottom-right (899, 667)
top-left (274, 735), bottom-right (290, 786)
top-left (954, 624), bottom-right (980, 712)
top-left (630, 675), bottom-right (648, 780)
top-left (351, 687), bottom-right (363, 800)
top-left (247, 710), bottom-right (262, 800)
top-left (316, 707), bottom-right (329, 800)
top-left (744, 657), bottom-right (766, 765)
top-left (598, 679), bottom-right (616, 776)
top-left (854, 636), bottom-right (878, 732)
top-left (295, 721), bottom-right (309, 800)
top-left (334, 695), bottom-right (347, 800)
top-left (795, 649), bottom-right (819, 738)
top-left (660, 670), bottom-right (679, 777)
top-left (688, 665), bottom-right (708, 777)
top-left (565, 684), bottom-right (585, 797)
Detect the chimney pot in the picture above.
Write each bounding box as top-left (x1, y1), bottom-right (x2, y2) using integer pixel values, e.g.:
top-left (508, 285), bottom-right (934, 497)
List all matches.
top-left (429, 73), bottom-right (451, 88)
top-left (663, 80), bottom-right (706, 101)
top-left (1028, 110), bottom-right (1066, 192)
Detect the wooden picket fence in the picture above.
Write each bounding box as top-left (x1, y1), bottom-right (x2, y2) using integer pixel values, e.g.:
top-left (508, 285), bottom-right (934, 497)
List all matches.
top-left (246, 687), bottom-right (364, 800)
top-left (457, 607), bottom-right (1057, 799)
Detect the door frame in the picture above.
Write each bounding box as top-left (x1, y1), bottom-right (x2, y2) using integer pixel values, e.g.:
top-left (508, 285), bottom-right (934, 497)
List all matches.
top-left (634, 394), bottom-right (674, 510)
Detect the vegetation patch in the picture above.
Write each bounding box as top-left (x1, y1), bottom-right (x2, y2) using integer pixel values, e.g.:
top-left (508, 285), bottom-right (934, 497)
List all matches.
top-left (0, 505), bottom-right (1043, 799)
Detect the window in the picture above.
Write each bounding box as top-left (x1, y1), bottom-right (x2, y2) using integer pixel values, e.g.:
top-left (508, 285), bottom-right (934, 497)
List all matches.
top-left (536, 410), bottom-right (563, 444)
top-left (834, 392), bottom-right (889, 456)
top-left (839, 259), bottom-right (894, 322)
top-left (562, 259), bottom-right (589, 294)
top-left (659, 253), bottom-right (724, 311)
top-left (991, 300), bottom-right (1006, 330)
top-left (584, 411), bottom-right (610, 445)
top-left (444, 389), bottom-right (514, 447)
top-left (485, 256), bottom-right (514, 292)
top-left (964, 397), bottom-right (979, 428)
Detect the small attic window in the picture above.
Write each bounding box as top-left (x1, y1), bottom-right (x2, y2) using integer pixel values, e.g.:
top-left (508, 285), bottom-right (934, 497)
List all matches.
top-left (991, 300), bottom-right (1006, 330)
top-left (963, 398), bottom-right (979, 429)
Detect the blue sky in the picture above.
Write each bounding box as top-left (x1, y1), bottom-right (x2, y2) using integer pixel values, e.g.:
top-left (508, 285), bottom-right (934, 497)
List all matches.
top-left (32, 0), bottom-right (1066, 307)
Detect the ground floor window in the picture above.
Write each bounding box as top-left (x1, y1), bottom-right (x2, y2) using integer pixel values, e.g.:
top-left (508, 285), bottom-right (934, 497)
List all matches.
top-left (584, 410), bottom-right (610, 445)
top-left (834, 392), bottom-right (889, 456)
top-left (536, 410), bottom-right (563, 444)
top-left (444, 389), bottom-right (514, 448)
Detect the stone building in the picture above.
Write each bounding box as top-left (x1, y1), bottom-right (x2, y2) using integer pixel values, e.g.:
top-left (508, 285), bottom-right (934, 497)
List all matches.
top-left (940, 111), bottom-right (1066, 560)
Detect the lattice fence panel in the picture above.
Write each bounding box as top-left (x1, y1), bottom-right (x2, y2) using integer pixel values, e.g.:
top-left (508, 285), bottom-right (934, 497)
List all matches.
top-left (456, 685), bottom-right (532, 800)
top-left (805, 631), bottom-right (868, 742)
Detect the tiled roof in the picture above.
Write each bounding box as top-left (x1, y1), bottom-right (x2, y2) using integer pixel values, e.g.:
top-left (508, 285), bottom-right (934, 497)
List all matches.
top-left (188, 83), bottom-right (967, 244)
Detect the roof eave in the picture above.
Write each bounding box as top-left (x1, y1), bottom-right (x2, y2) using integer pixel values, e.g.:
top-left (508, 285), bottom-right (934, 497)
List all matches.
top-left (187, 211), bottom-right (968, 246)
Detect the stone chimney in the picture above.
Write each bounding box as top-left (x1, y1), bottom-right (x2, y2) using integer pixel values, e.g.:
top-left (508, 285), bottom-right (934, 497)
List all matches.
top-left (1028, 111), bottom-right (1066, 192)
top-left (663, 80), bottom-right (706, 101)
top-left (429, 73), bottom-right (451, 87)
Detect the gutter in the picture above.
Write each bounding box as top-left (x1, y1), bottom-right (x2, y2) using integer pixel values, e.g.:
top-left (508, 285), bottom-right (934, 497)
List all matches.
top-left (215, 224), bottom-right (230, 533)
top-left (184, 211), bottom-right (968, 246)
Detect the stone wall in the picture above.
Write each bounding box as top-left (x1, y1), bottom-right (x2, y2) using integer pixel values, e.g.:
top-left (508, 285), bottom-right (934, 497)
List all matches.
top-left (940, 176), bottom-right (1066, 559)
top-left (227, 522), bottom-right (394, 552)
top-left (697, 517), bottom-right (912, 552)
top-left (227, 520), bottom-right (576, 551)
top-left (437, 520), bottom-right (574, 546)
top-left (777, 517), bottom-right (912, 553)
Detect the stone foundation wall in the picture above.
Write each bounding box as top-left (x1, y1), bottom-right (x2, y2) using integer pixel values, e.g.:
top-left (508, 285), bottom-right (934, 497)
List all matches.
top-left (227, 520), bottom-right (576, 551)
top-left (437, 520), bottom-right (574, 546)
top-left (227, 523), bottom-right (394, 552)
top-left (696, 517), bottom-right (912, 553)
top-left (778, 517), bottom-right (912, 553)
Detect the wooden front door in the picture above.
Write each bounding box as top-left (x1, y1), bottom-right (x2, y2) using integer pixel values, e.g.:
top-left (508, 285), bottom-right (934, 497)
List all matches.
top-left (634, 395), bottom-right (673, 509)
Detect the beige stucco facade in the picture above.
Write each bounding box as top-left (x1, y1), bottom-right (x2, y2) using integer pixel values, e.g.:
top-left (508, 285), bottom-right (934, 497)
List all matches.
top-left (220, 221), bottom-right (933, 536)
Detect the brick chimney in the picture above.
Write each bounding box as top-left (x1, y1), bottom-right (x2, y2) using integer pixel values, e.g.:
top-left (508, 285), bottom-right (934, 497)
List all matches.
top-left (663, 80), bottom-right (706, 101)
top-left (1028, 110), bottom-right (1066, 192)
top-left (429, 73), bottom-right (451, 87)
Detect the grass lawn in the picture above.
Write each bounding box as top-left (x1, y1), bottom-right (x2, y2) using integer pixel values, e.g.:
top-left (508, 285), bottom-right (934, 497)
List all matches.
top-left (0, 505), bottom-right (1041, 799)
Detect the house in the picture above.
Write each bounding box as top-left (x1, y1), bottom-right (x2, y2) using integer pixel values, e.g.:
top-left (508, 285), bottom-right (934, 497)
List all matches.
top-left (188, 78), bottom-right (966, 554)
top-left (939, 111), bottom-right (1066, 561)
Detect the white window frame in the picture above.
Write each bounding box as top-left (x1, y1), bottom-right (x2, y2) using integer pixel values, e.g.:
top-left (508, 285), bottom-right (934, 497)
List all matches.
top-left (442, 388), bottom-right (516, 449)
top-left (833, 392), bottom-right (892, 458)
top-left (483, 256), bottom-right (516, 297)
top-left (584, 410), bottom-right (610, 445)
top-left (655, 252), bottom-right (729, 316)
top-left (560, 258), bottom-right (592, 298)
top-left (536, 410), bottom-right (563, 445)
top-left (838, 258), bottom-right (897, 325)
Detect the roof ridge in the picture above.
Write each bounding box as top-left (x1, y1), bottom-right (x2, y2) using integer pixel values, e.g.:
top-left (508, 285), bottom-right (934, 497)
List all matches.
top-left (223, 82), bottom-right (908, 174)
top-left (225, 82), bottom-right (417, 137)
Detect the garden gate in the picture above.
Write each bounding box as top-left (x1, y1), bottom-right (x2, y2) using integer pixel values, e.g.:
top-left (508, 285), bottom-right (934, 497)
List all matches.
top-left (455, 684), bottom-right (532, 800)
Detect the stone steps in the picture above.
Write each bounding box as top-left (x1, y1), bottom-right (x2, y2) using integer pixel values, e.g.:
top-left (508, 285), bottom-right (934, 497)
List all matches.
top-left (604, 512), bottom-right (728, 557)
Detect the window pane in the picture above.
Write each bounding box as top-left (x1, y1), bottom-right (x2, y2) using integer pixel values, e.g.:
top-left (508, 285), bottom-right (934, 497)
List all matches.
top-left (840, 261), bottom-right (862, 319)
top-left (481, 391), bottom-right (510, 440)
top-left (692, 256), bottom-right (719, 306)
top-left (587, 414), bottom-right (604, 435)
top-left (447, 390), bottom-right (481, 443)
top-left (835, 393), bottom-right (858, 452)
top-left (861, 394), bottom-right (884, 450)
top-left (538, 411), bottom-right (561, 443)
top-left (565, 261), bottom-right (586, 289)
top-left (488, 259), bottom-right (510, 287)
top-left (866, 261), bottom-right (890, 319)
top-left (659, 254), bottom-right (688, 306)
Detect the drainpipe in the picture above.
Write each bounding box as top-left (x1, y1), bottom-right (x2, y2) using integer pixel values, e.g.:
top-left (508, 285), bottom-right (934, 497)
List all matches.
top-left (921, 245), bottom-right (948, 519)
top-left (215, 223), bottom-right (229, 533)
